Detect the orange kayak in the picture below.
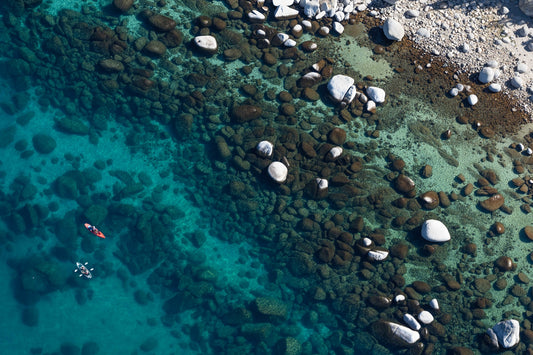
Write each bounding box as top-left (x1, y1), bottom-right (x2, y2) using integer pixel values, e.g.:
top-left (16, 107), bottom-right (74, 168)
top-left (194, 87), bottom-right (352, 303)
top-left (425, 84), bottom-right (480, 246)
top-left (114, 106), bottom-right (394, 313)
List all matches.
top-left (84, 223), bottom-right (106, 239)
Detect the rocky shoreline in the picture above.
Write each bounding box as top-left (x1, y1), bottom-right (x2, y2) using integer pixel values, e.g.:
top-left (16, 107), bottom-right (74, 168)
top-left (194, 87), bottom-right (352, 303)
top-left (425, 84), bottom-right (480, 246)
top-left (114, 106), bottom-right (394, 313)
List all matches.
top-left (372, 0), bottom-right (533, 117)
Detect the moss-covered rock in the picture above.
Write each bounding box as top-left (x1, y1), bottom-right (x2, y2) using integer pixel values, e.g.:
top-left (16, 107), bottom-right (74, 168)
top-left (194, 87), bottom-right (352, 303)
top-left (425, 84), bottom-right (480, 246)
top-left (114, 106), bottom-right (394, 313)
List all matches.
top-left (32, 133), bottom-right (56, 154)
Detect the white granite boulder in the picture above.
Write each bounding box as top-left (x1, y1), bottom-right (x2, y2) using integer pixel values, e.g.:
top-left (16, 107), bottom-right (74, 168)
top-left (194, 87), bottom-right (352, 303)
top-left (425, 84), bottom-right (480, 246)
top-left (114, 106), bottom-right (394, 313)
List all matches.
top-left (366, 86), bottom-right (386, 104)
top-left (418, 311), bottom-right (434, 324)
top-left (274, 5), bottom-right (299, 19)
top-left (327, 75), bottom-right (356, 104)
top-left (383, 18), bottom-right (405, 41)
top-left (468, 94), bottom-right (478, 106)
top-left (268, 162), bottom-right (288, 183)
top-left (421, 219), bottom-right (451, 242)
top-left (301, 0), bottom-right (320, 17)
top-left (248, 9), bottom-right (266, 21)
top-left (478, 67), bottom-right (495, 83)
top-left (256, 141), bottom-right (274, 158)
top-left (488, 319), bottom-right (520, 349)
top-left (403, 314), bottom-right (421, 330)
top-left (367, 249), bottom-right (389, 261)
top-left (489, 83), bottom-right (502, 93)
top-left (373, 321), bottom-right (420, 346)
top-left (429, 298), bottom-right (439, 310)
top-left (511, 76), bottom-right (524, 88)
top-left (333, 22), bottom-right (344, 34)
top-left (272, 0), bottom-right (294, 6)
top-left (193, 35), bottom-right (218, 54)
top-left (329, 146), bottom-right (343, 159)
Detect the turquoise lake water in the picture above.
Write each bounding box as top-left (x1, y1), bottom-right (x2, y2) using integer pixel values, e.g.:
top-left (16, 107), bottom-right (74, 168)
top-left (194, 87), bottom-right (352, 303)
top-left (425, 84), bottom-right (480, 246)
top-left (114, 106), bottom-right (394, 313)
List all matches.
top-left (2, 0), bottom-right (533, 354)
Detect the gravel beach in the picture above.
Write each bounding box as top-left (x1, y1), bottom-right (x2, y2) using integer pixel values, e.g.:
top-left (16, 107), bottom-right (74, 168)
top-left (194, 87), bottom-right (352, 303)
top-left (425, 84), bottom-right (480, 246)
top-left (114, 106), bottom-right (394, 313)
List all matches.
top-left (371, 0), bottom-right (533, 116)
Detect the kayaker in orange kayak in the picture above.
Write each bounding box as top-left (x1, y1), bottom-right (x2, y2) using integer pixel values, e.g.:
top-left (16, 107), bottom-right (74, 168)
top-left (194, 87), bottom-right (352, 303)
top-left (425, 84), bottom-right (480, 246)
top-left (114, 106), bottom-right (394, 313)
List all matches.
top-left (84, 223), bottom-right (106, 239)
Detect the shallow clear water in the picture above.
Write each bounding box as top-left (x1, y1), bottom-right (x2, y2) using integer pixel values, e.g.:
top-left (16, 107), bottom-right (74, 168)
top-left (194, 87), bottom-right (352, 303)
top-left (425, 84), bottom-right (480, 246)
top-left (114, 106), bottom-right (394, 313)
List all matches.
top-left (2, 0), bottom-right (533, 354)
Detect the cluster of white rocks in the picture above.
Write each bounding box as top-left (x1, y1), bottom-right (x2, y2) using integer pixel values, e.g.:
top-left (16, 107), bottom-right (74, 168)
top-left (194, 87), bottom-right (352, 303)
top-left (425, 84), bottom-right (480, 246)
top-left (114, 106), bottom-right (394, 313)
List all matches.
top-left (376, 296), bottom-right (441, 346)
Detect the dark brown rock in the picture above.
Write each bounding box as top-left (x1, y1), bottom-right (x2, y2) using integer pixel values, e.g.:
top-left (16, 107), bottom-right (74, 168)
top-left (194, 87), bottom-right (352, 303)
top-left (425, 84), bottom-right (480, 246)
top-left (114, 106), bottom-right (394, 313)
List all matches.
top-left (412, 281), bottom-right (431, 293)
top-left (474, 278), bottom-right (491, 293)
top-left (494, 256), bottom-right (516, 271)
top-left (163, 30), bottom-right (183, 48)
top-left (367, 295), bottom-right (391, 309)
top-left (492, 222), bottom-right (505, 235)
top-left (394, 174), bottom-right (415, 195)
top-left (231, 105), bottom-right (262, 123)
top-left (113, 0), bottom-right (133, 12)
top-left (524, 226), bottom-right (533, 241)
top-left (481, 169), bottom-right (499, 185)
top-left (419, 191), bottom-right (439, 210)
top-left (223, 48), bottom-right (242, 61)
top-left (148, 14), bottom-right (177, 32)
top-left (143, 40), bottom-right (166, 57)
top-left (328, 128), bottom-right (346, 145)
top-left (390, 243), bottom-right (408, 259)
top-left (479, 194), bottom-right (504, 212)
top-left (98, 59), bottom-right (124, 72)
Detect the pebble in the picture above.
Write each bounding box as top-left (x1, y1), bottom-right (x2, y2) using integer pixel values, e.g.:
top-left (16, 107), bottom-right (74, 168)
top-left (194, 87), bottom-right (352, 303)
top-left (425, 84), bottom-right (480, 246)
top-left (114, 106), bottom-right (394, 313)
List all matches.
top-left (488, 83), bottom-right (502, 92)
top-left (429, 298), bottom-right (439, 310)
top-left (511, 76), bottom-right (524, 88)
top-left (403, 314), bottom-right (421, 330)
top-left (421, 219), bottom-right (451, 242)
top-left (467, 94), bottom-right (478, 106)
top-left (268, 162), bottom-right (288, 183)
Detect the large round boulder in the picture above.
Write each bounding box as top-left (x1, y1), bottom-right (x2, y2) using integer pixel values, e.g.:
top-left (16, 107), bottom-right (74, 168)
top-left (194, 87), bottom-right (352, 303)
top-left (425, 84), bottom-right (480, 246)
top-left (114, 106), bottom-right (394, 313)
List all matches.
top-left (421, 219), bottom-right (451, 242)
top-left (383, 18), bottom-right (405, 41)
top-left (32, 134), bottom-right (56, 154)
top-left (193, 35), bottom-right (218, 55)
top-left (327, 75), bottom-right (356, 104)
top-left (268, 162), bottom-right (288, 183)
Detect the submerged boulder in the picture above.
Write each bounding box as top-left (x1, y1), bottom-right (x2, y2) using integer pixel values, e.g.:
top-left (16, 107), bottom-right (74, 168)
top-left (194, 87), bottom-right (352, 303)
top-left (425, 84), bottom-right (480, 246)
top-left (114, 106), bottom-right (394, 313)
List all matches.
top-left (372, 320), bottom-right (420, 347)
top-left (327, 75), bottom-right (356, 104)
top-left (193, 35), bottom-right (218, 54)
top-left (487, 319), bottom-right (520, 349)
top-left (268, 162), bottom-right (288, 183)
top-left (421, 219), bottom-right (451, 242)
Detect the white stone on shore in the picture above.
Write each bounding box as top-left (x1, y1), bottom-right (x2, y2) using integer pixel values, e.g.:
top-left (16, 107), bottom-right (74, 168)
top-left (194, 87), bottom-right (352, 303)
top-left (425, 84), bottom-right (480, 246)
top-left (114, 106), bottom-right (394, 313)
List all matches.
top-left (333, 22), bottom-right (344, 34)
top-left (489, 319), bottom-right (520, 349)
top-left (421, 219), bottom-right (451, 242)
top-left (327, 75), bottom-right (356, 104)
top-left (193, 35), bottom-right (218, 54)
top-left (388, 322), bottom-right (420, 344)
top-left (416, 28), bottom-right (430, 37)
top-left (511, 76), bottom-right (524, 88)
top-left (272, 0), bottom-right (294, 6)
top-left (329, 146), bottom-right (343, 159)
top-left (366, 86), bottom-right (386, 104)
top-left (403, 314), bottom-right (421, 331)
top-left (449, 88), bottom-right (459, 97)
top-left (468, 94), bottom-right (478, 106)
top-left (460, 43), bottom-right (470, 53)
top-left (274, 5), bottom-right (300, 19)
top-left (489, 83), bottom-right (502, 92)
top-left (479, 67), bottom-right (495, 83)
top-left (256, 141), bottom-right (274, 158)
top-left (405, 9), bottom-right (420, 18)
top-left (315, 11), bottom-right (326, 20)
top-left (383, 18), bottom-right (405, 41)
top-left (334, 11), bottom-right (344, 22)
top-left (302, 0), bottom-right (319, 17)
top-left (344, 4), bottom-right (353, 13)
top-left (486, 60), bottom-right (499, 68)
top-left (517, 63), bottom-right (529, 73)
top-left (429, 298), bottom-right (439, 310)
top-left (456, 83), bottom-right (464, 92)
top-left (367, 249), bottom-right (389, 261)
top-left (268, 161), bottom-right (288, 183)
top-left (418, 311), bottom-right (434, 324)
top-left (248, 10), bottom-right (266, 21)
